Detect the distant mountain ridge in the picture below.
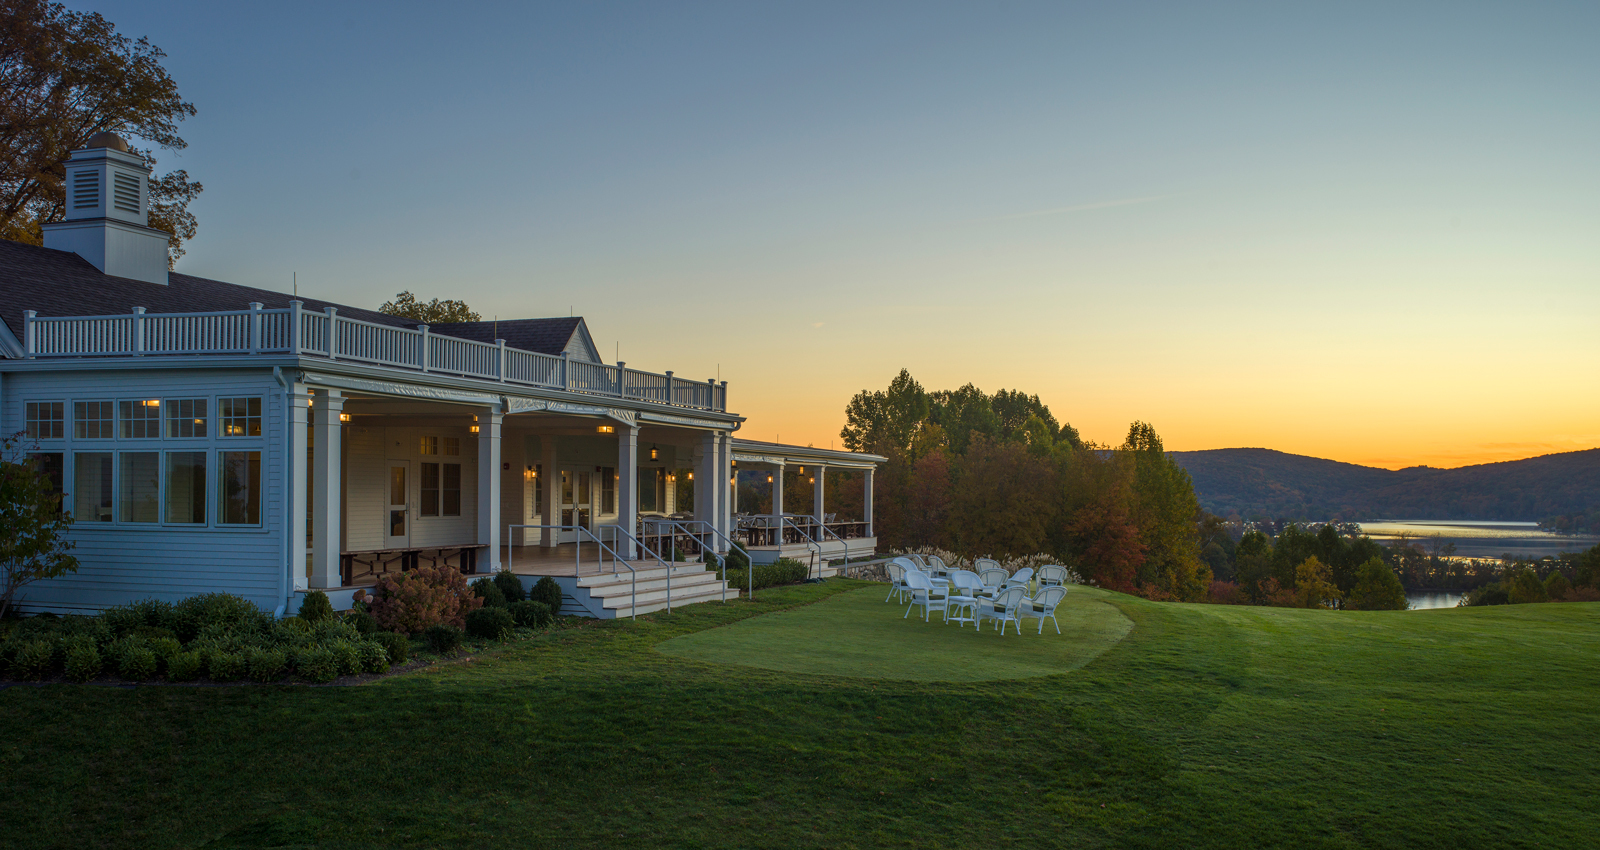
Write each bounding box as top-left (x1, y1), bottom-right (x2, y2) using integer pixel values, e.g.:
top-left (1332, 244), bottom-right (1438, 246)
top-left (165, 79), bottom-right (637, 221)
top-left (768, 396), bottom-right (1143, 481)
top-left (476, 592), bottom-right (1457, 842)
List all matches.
top-left (1167, 447), bottom-right (1600, 522)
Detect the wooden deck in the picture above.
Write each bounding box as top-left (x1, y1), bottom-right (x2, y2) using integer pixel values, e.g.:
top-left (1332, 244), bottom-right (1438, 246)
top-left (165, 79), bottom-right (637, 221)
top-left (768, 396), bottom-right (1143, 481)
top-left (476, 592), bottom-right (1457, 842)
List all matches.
top-left (500, 542), bottom-right (679, 578)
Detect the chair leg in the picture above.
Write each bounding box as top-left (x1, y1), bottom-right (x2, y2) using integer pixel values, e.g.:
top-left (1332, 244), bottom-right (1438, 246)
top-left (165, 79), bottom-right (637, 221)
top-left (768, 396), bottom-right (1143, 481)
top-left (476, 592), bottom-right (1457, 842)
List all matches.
top-left (1052, 614), bottom-right (1060, 635)
top-left (904, 600), bottom-right (915, 619)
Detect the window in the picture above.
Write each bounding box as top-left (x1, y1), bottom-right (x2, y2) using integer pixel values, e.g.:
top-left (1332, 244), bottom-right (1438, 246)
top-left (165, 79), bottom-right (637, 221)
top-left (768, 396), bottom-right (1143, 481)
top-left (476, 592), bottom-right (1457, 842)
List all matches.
top-left (75, 452), bottom-right (114, 522)
top-left (74, 401), bottom-right (114, 439)
top-left (30, 453), bottom-right (64, 516)
top-left (118, 452), bottom-right (159, 522)
top-left (164, 452), bottom-right (207, 523)
top-left (25, 402), bottom-right (64, 439)
top-left (600, 466), bottom-right (615, 514)
top-left (443, 437), bottom-right (459, 456)
top-left (119, 399), bottom-right (161, 438)
top-left (638, 468), bottom-right (662, 513)
top-left (420, 462), bottom-right (461, 517)
top-left (219, 451), bottom-right (261, 525)
top-left (420, 436), bottom-right (439, 456)
top-left (167, 398), bottom-right (208, 438)
top-left (219, 397), bottom-right (262, 437)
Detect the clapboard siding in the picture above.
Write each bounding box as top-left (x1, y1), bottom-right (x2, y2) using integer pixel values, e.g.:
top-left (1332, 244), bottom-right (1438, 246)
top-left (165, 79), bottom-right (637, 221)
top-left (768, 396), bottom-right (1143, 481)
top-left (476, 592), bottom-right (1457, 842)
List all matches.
top-left (2, 367), bottom-right (287, 612)
top-left (343, 426), bottom-right (388, 551)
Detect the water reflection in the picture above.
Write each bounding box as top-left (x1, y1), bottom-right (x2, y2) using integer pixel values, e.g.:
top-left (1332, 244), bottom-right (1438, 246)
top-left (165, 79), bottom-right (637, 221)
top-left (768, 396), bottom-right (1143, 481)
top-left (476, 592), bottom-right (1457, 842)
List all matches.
top-left (1356, 520), bottom-right (1600, 559)
top-left (1405, 591), bottom-right (1463, 610)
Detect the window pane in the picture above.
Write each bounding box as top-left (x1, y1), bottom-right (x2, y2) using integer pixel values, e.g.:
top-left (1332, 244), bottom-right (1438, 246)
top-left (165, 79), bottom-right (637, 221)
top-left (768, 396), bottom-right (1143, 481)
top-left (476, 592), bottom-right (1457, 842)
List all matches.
top-left (165, 451), bottom-right (207, 524)
top-left (119, 400), bottom-right (161, 438)
top-left (638, 469), bottom-right (659, 513)
top-left (26, 401), bottom-right (64, 439)
top-left (390, 466), bottom-right (406, 505)
top-left (601, 467), bottom-right (615, 514)
top-left (219, 397), bottom-right (262, 437)
top-left (74, 401), bottom-right (114, 439)
top-left (419, 436), bottom-right (438, 456)
top-left (75, 452), bottom-right (114, 522)
top-left (119, 452), bottom-right (159, 522)
top-left (420, 462), bottom-right (440, 517)
top-left (167, 398), bottom-right (208, 438)
top-left (30, 453), bottom-right (64, 516)
top-left (220, 451), bottom-right (261, 525)
top-left (443, 437), bottom-right (459, 456)
top-left (443, 463), bottom-right (461, 516)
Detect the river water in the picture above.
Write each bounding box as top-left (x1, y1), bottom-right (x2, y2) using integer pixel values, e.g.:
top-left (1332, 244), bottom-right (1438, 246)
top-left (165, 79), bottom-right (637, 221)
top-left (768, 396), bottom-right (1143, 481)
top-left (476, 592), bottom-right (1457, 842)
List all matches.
top-left (1354, 520), bottom-right (1600, 560)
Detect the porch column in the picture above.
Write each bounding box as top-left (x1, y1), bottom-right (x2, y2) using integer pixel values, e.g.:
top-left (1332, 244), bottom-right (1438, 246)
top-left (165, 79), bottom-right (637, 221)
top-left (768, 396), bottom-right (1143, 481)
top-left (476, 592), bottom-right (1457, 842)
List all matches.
top-left (310, 390), bottom-right (344, 589)
top-left (696, 432), bottom-right (720, 547)
top-left (288, 385), bottom-right (312, 591)
top-left (540, 438), bottom-right (558, 550)
top-left (477, 407), bottom-right (503, 572)
top-left (616, 423), bottom-right (638, 558)
top-left (864, 467), bottom-right (875, 538)
top-left (812, 466), bottom-right (826, 522)
top-left (770, 462), bottom-right (784, 517)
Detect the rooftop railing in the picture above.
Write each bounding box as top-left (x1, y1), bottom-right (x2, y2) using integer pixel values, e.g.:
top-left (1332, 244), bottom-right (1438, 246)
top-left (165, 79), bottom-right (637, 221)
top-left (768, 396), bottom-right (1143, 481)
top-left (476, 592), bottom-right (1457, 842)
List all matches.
top-left (21, 301), bottom-right (729, 412)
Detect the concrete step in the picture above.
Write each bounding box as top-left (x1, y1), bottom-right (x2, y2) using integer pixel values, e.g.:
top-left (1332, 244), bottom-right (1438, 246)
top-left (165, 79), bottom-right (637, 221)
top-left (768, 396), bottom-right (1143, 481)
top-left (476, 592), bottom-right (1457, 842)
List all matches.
top-left (585, 571), bottom-right (726, 599)
top-left (598, 581), bottom-right (737, 609)
top-left (577, 564), bottom-right (716, 589)
top-left (606, 585), bottom-right (742, 616)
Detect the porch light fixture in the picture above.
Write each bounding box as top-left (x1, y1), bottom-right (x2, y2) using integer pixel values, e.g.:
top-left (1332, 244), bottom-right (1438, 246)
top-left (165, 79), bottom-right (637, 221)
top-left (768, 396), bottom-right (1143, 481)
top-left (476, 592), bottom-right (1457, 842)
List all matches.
top-left (142, 399), bottom-right (159, 408)
top-left (798, 466), bottom-right (804, 474)
top-left (469, 425), bottom-right (480, 434)
top-left (649, 444), bottom-right (659, 461)
top-left (809, 477), bottom-right (815, 484)
top-left (767, 474), bottom-right (773, 483)
top-left (667, 474), bottom-right (676, 483)
top-left (597, 425), bottom-right (615, 434)
top-left (339, 413), bottom-right (351, 423)
top-left (687, 472), bottom-right (693, 481)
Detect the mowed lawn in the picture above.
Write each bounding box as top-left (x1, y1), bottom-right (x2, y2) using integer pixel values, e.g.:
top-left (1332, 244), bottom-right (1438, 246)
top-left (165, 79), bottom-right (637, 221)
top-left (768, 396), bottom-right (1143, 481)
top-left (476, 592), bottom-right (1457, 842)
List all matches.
top-left (1, 581), bottom-right (1596, 849)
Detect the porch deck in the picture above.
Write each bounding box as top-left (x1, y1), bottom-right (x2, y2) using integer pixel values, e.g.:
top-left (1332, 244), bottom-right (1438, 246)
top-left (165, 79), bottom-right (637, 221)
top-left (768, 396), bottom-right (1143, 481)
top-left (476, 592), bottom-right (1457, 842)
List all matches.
top-left (501, 542), bottom-right (676, 578)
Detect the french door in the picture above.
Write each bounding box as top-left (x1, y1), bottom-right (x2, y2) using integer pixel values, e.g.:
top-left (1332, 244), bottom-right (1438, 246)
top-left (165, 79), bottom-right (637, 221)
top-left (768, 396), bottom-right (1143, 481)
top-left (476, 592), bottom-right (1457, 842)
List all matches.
top-left (386, 462), bottom-right (410, 548)
top-left (558, 469), bottom-right (592, 543)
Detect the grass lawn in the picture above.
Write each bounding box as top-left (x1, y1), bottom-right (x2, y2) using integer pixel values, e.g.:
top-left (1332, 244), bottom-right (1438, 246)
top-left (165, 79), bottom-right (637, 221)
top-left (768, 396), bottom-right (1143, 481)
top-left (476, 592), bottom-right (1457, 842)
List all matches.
top-left (1, 580), bottom-right (1597, 849)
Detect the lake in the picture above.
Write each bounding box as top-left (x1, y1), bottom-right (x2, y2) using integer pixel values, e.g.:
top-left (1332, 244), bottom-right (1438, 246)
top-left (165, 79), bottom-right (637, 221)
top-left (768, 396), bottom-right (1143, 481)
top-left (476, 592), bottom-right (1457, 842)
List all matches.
top-left (1355, 520), bottom-right (1600, 560)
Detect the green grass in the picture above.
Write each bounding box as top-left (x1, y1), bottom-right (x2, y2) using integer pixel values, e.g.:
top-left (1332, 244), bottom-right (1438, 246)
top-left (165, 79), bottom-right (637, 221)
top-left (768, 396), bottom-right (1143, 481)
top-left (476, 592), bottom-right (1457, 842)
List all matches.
top-left (659, 586), bottom-right (1132, 681)
top-left (1, 580), bottom-right (1597, 849)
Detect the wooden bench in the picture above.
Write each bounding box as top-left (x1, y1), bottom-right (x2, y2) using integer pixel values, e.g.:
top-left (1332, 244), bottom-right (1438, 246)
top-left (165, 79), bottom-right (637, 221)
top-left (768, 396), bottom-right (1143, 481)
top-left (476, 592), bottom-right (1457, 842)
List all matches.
top-left (340, 544), bottom-right (490, 586)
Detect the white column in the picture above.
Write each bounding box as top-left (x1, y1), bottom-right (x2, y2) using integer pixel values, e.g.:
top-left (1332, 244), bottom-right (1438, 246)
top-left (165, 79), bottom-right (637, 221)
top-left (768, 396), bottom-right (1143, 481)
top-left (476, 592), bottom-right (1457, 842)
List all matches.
top-left (696, 432), bottom-right (718, 539)
top-left (310, 389), bottom-right (344, 588)
top-left (540, 437), bottom-right (558, 549)
top-left (288, 385), bottom-right (312, 591)
top-left (812, 466), bottom-right (827, 522)
top-left (477, 407), bottom-right (503, 572)
top-left (616, 423), bottom-right (638, 558)
top-left (770, 463), bottom-right (785, 517)
top-left (864, 467), bottom-right (875, 538)
top-left (721, 434), bottom-right (735, 541)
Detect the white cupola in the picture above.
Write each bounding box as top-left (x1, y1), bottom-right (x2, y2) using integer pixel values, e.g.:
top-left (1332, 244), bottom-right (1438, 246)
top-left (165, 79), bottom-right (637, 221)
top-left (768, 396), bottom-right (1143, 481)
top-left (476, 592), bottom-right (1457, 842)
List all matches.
top-left (41, 131), bottom-right (170, 285)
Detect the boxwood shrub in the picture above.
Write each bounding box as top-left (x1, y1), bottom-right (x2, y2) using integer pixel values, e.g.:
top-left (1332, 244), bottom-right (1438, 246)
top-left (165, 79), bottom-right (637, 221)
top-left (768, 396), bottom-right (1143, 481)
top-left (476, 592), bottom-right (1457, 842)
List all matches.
top-left (423, 624), bottom-right (463, 654)
top-left (63, 641), bottom-right (102, 683)
top-left (119, 646), bottom-right (158, 681)
top-left (493, 570), bottom-right (525, 603)
top-left (531, 576), bottom-right (564, 615)
top-left (471, 577), bottom-right (508, 608)
top-left (508, 600), bottom-right (552, 629)
top-left (465, 607), bottom-right (515, 641)
top-left (374, 631), bottom-right (409, 665)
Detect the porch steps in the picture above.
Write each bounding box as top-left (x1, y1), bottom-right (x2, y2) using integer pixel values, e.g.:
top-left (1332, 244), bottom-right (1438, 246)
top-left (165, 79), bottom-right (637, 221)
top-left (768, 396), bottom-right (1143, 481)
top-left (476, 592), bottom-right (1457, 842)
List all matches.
top-left (571, 564), bottom-right (740, 618)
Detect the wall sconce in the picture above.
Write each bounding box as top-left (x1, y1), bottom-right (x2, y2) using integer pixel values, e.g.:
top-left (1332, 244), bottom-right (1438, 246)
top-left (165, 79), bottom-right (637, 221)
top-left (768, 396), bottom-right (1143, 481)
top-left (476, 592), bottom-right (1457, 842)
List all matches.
top-left (649, 444), bottom-right (659, 461)
top-left (597, 424), bottom-right (615, 434)
top-left (339, 413), bottom-right (351, 423)
top-left (667, 474), bottom-right (676, 483)
top-left (809, 477), bottom-right (815, 484)
top-left (687, 472), bottom-right (693, 481)
top-left (798, 466), bottom-right (805, 474)
top-left (469, 425), bottom-right (480, 434)
top-left (767, 474), bottom-right (773, 483)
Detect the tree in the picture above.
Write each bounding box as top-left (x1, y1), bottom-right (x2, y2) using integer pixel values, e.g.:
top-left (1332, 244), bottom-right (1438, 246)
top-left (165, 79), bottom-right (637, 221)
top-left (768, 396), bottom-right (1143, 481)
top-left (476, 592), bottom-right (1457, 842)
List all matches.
top-left (1506, 568), bottom-right (1549, 604)
top-left (1122, 422), bottom-right (1209, 600)
top-left (0, 0), bottom-right (202, 264)
top-left (1292, 556), bottom-right (1342, 609)
top-left (928, 384), bottom-right (998, 453)
top-left (378, 291), bottom-right (481, 324)
top-left (840, 369), bottom-right (929, 457)
top-left (1543, 571), bottom-right (1571, 601)
top-left (0, 433), bottom-right (78, 618)
top-left (1345, 557), bottom-right (1408, 610)
top-left (990, 389), bottom-right (1058, 441)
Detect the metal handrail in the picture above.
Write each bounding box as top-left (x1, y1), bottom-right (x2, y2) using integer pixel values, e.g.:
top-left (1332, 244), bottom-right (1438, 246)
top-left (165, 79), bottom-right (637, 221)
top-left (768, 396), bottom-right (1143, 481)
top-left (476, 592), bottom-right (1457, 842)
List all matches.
top-left (740, 513), bottom-right (827, 580)
top-left (649, 519), bottom-right (740, 603)
top-left (802, 514), bottom-right (852, 578)
top-left (505, 523), bottom-right (639, 620)
top-left (599, 525), bottom-right (676, 613)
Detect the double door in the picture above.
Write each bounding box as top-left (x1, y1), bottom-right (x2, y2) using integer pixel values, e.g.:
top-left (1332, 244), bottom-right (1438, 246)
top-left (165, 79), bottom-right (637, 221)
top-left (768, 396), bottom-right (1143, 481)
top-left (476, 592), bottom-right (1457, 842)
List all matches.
top-left (558, 469), bottom-right (592, 543)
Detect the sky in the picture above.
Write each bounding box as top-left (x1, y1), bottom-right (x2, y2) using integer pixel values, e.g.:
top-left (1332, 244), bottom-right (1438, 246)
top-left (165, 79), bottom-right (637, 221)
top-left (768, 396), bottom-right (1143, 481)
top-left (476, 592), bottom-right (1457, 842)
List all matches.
top-left (84, 1), bottom-right (1599, 470)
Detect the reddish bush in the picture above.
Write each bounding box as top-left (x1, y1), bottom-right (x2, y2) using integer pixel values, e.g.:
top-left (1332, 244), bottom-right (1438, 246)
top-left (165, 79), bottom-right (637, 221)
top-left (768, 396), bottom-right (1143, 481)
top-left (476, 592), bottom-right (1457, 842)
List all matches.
top-left (370, 567), bottom-right (483, 635)
top-left (1257, 577), bottom-right (1299, 608)
top-left (1135, 584), bottom-right (1174, 602)
top-left (1561, 585), bottom-right (1600, 603)
top-left (1207, 580), bottom-right (1245, 605)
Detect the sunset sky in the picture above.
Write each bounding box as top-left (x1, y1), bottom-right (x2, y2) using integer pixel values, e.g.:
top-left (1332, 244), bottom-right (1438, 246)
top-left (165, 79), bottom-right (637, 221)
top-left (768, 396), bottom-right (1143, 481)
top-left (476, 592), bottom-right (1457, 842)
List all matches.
top-left (93, 1), bottom-right (1599, 469)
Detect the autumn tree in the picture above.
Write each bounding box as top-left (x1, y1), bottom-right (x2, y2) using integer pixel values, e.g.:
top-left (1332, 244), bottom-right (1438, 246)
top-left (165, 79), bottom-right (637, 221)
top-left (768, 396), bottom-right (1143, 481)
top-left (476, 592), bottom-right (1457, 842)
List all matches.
top-left (0, 434), bottom-right (78, 618)
top-left (378, 291), bottom-right (481, 324)
top-left (1344, 557), bottom-right (1409, 610)
top-left (0, 0), bottom-right (202, 264)
top-left (1292, 556), bottom-right (1342, 609)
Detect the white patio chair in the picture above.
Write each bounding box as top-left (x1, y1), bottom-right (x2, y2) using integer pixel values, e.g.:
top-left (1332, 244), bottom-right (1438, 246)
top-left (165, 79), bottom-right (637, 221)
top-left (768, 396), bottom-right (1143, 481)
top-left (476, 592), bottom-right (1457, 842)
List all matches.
top-left (904, 553), bottom-right (928, 569)
top-left (973, 557), bottom-right (1001, 573)
top-left (925, 554), bottom-right (950, 576)
top-left (1020, 586), bottom-right (1069, 635)
top-left (974, 586), bottom-right (1025, 635)
top-left (1007, 567), bottom-right (1036, 592)
top-left (946, 571), bottom-right (986, 626)
top-left (903, 570), bottom-right (949, 623)
top-left (884, 561), bottom-right (912, 603)
top-left (1038, 565), bottom-right (1070, 587)
top-left (978, 567), bottom-right (1009, 594)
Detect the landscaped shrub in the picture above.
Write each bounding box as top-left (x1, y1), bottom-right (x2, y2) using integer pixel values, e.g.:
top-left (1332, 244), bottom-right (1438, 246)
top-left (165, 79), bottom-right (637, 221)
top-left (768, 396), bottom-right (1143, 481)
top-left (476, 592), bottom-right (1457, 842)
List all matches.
top-left (1545, 572), bottom-right (1572, 600)
top-left (465, 606), bottom-right (515, 641)
top-left (423, 623), bottom-right (463, 654)
top-left (530, 576), bottom-right (563, 615)
top-left (493, 570), bottom-right (525, 603)
top-left (1508, 568), bottom-right (1549, 604)
top-left (371, 566), bottom-right (483, 634)
top-left (247, 647), bottom-right (288, 683)
top-left (374, 631), bottom-right (409, 665)
top-left (63, 640), bottom-right (102, 682)
top-left (294, 647), bottom-right (338, 684)
top-left (208, 651), bottom-right (246, 682)
top-left (329, 639), bottom-right (363, 676)
top-left (345, 609), bottom-right (378, 634)
top-left (100, 604), bottom-right (148, 637)
top-left (118, 646), bottom-right (158, 681)
top-left (725, 545), bottom-right (751, 570)
top-left (147, 636), bottom-right (183, 669)
top-left (9, 639), bottom-right (54, 679)
top-left (59, 614), bottom-right (112, 648)
top-left (310, 618), bottom-right (361, 645)
top-left (508, 600), bottom-right (552, 629)
top-left (168, 593), bottom-right (269, 641)
top-left (167, 651), bottom-right (203, 682)
top-left (355, 640), bottom-right (387, 674)
top-left (726, 558), bottom-right (811, 591)
top-left (298, 590), bottom-right (334, 622)
top-left (471, 577), bottom-right (508, 608)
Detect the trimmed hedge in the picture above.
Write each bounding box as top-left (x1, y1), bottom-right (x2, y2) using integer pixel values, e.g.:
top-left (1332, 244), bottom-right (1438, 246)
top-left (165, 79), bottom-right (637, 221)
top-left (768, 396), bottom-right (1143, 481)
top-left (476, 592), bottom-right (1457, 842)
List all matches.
top-left (297, 590), bottom-right (334, 622)
top-left (423, 624), bottom-right (463, 654)
top-left (493, 571), bottom-right (526, 603)
top-left (471, 577), bottom-right (508, 608)
top-left (466, 607), bottom-right (515, 641)
top-left (531, 576), bottom-right (564, 615)
top-left (374, 631), bottom-right (410, 665)
top-left (725, 558), bottom-right (811, 591)
top-left (508, 600), bottom-right (552, 629)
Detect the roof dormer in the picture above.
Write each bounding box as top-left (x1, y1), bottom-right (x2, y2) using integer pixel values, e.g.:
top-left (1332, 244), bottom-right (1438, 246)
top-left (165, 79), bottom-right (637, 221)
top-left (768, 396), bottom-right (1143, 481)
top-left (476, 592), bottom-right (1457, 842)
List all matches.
top-left (42, 132), bottom-right (170, 285)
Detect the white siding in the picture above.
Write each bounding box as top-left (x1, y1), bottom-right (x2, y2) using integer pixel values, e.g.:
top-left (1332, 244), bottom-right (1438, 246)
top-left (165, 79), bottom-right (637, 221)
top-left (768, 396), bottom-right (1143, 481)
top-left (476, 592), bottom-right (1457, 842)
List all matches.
top-left (341, 425), bottom-right (480, 551)
top-left (2, 367), bottom-right (286, 612)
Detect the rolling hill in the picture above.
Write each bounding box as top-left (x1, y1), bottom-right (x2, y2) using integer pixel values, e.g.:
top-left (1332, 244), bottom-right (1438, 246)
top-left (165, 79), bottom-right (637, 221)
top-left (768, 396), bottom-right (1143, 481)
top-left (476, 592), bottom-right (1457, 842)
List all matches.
top-left (1167, 447), bottom-right (1600, 522)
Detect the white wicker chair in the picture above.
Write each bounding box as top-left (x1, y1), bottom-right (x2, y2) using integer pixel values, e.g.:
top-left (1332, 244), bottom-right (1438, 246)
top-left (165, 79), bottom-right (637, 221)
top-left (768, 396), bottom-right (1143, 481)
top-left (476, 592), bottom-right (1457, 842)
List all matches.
top-left (884, 561), bottom-right (912, 603)
top-left (974, 586), bottom-right (1025, 635)
top-left (1006, 567), bottom-right (1036, 591)
top-left (903, 570), bottom-right (949, 622)
top-left (1037, 565), bottom-right (1070, 587)
top-left (1019, 586), bottom-right (1069, 634)
top-left (946, 571), bottom-right (985, 626)
top-left (977, 567), bottom-right (1009, 594)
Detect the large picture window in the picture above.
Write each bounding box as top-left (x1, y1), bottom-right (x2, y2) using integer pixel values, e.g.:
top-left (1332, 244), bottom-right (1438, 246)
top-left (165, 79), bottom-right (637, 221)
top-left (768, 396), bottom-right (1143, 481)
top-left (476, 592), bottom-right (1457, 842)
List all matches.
top-left (167, 399), bottom-right (208, 438)
top-left (74, 401), bottom-right (114, 439)
top-left (26, 401), bottom-right (64, 439)
top-left (601, 466), bottom-right (615, 514)
top-left (165, 452), bottom-right (207, 524)
top-left (420, 462), bottom-right (462, 517)
top-left (119, 400), bottom-right (161, 439)
top-left (118, 452), bottom-right (159, 522)
top-left (442, 463), bottom-right (461, 516)
top-left (219, 451), bottom-right (261, 525)
top-left (219, 397), bottom-right (262, 437)
top-left (74, 452), bottom-right (113, 522)
top-left (420, 462), bottom-right (440, 516)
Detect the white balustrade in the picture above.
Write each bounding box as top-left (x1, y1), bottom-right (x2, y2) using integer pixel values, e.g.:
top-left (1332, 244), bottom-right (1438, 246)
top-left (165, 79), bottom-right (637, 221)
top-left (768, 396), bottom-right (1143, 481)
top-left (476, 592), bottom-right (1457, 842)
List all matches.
top-left (21, 306), bottom-right (726, 411)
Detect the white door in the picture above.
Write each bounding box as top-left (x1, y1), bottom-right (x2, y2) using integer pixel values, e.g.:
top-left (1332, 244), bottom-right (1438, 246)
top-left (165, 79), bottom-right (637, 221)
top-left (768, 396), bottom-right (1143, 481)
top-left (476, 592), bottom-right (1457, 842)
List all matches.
top-left (558, 469), bottom-right (592, 543)
top-left (386, 462), bottom-right (410, 548)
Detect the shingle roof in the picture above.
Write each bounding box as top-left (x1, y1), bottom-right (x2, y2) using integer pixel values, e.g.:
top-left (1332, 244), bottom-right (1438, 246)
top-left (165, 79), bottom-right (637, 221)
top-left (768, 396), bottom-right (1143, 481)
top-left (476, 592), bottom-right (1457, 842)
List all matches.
top-left (0, 239), bottom-right (583, 357)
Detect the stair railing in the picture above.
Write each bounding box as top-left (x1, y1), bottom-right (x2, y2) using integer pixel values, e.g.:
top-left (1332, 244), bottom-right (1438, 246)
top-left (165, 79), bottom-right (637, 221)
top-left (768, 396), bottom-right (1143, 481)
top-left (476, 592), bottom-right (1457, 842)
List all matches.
top-left (505, 523), bottom-right (641, 619)
top-left (599, 524), bottom-right (676, 613)
top-left (653, 519), bottom-right (740, 603)
top-left (802, 514), bottom-right (852, 577)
